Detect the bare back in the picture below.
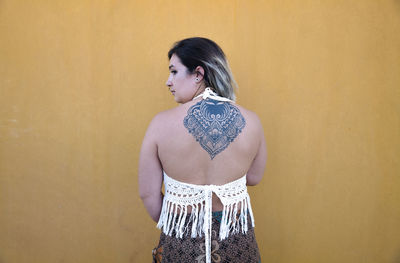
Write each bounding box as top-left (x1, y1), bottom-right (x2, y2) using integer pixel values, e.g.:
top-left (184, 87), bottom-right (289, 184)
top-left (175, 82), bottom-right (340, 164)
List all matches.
top-left (155, 97), bottom-right (263, 185)
top-left (139, 95), bottom-right (266, 219)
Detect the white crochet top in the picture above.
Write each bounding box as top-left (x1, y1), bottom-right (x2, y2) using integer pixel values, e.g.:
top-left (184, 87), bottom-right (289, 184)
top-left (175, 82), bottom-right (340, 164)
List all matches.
top-left (157, 172), bottom-right (255, 263)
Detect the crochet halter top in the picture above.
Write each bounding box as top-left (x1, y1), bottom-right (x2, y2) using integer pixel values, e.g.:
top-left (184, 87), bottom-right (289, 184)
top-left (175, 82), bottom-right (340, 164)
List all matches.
top-left (156, 88), bottom-right (255, 263)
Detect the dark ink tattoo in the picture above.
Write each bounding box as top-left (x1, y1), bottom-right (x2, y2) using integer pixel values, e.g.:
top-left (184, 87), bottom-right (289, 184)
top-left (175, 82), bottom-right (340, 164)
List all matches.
top-left (183, 99), bottom-right (246, 159)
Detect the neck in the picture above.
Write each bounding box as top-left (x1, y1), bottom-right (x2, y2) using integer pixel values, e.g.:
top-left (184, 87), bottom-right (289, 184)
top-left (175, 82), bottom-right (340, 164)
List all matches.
top-left (191, 84), bottom-right (206, 101)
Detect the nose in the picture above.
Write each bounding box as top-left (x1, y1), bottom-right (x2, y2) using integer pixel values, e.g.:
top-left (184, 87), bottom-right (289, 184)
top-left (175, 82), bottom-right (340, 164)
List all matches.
top-left (166, 75), bottom-right (172, 87)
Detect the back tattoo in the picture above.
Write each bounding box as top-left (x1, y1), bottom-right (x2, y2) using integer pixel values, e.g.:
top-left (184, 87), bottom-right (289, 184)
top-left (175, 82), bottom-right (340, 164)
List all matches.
top-left (183, 99), bottom-right (246, 159)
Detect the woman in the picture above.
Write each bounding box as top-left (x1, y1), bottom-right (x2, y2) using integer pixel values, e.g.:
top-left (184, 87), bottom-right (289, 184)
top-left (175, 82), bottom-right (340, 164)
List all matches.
top-left (139, 37), bottom-right (267, 263)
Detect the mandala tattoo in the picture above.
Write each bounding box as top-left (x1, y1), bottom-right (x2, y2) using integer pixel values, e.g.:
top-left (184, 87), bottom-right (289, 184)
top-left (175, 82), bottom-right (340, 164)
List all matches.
top-left (183, 99), bottom-right (246, 159)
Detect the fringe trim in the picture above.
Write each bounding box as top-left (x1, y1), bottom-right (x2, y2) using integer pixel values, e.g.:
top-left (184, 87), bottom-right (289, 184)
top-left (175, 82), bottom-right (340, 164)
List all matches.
top-left (156, 194), bottom-right (255, 240)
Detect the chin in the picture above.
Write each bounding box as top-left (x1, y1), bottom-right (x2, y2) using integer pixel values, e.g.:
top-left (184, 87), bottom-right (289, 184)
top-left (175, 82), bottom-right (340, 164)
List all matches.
top-left (174, 96), bottom-right (183, 104)
top-left (175, 97), bottom-right (190, 104)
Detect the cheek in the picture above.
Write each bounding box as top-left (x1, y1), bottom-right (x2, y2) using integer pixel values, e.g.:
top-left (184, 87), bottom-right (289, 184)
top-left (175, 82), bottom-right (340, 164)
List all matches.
top-left (176, 73), bottom-right (186, 82)
top-left (174, 87), bottom-right (192, 103)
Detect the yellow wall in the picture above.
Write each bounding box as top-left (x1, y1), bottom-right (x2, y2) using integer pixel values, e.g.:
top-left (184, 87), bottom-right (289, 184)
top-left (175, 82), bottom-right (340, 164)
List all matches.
top-left (1, 1), bottom-right (399, 262)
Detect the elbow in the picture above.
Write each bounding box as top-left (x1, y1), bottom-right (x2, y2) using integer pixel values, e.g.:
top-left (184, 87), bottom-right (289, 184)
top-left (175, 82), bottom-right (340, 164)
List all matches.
top-left (246, 173), bottom-right (263, 186)
top-left (139, 190), bottom-right (157, 203)
top-left (246, 178), bottom-right (261, 186)
top-left (139, 191), bottom-right (163, 222)
top-left (139, 189), bottom-right (149, 201)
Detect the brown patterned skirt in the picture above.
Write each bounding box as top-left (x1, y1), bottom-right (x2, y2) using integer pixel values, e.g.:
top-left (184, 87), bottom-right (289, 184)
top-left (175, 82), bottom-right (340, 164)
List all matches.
top-left (152, 211), bottom-right (261, 263)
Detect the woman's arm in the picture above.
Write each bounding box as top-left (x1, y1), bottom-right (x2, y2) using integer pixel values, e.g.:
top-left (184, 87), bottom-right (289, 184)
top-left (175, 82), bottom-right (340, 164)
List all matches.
top-left (246, 118), bottom-right (267, 186)
top-left (138, 116), bottom-right (164, 222)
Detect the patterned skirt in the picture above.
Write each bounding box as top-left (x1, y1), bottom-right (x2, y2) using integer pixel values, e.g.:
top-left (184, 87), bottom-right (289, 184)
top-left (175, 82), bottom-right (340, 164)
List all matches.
top-left (152, 211), bottom-right (261, 263)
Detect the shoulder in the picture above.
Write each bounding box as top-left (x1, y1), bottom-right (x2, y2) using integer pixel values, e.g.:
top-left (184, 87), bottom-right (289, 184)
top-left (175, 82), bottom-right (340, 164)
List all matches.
top-left (149, 100), bottom-right (198, 124)
top-left (144, 105), bottom-right (185, 135)
top-left (234, 103), bottom-right (263, 129)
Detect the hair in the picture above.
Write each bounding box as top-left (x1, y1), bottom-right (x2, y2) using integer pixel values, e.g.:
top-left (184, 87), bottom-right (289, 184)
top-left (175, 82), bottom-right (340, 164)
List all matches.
top-left (168, 37), bottom-right (238, 101)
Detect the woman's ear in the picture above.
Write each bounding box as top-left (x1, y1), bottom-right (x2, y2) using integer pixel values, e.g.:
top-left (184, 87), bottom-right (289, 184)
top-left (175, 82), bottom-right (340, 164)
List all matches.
top-left (194, 66), bottom-right (205, 82)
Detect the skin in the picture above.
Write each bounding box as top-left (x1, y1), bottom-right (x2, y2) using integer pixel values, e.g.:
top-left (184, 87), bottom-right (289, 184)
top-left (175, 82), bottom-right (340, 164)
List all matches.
top-left (139, 54), bottom-right (267, 222)
top-left (165, 54), bottom-right (206, 103)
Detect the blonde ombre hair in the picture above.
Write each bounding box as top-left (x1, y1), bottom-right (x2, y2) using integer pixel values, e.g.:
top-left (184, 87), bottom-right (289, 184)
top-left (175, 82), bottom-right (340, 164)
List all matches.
top-left (168, 37), bottom-right (238, 101)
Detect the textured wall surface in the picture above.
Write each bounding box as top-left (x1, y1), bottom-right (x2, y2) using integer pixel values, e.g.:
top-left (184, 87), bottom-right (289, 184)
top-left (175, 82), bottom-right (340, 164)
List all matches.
top-left (0, 1), bottom-right (399, 262)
